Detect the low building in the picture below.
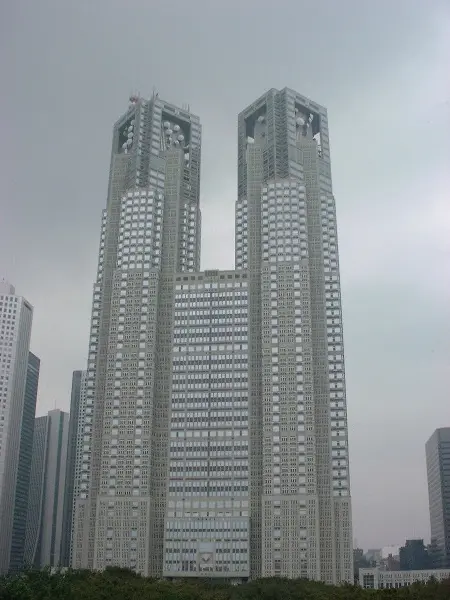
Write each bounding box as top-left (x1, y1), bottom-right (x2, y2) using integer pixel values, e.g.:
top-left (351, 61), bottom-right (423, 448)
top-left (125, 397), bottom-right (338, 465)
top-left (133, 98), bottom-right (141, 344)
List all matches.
top-left (360, 566), bottom-right (450, 589)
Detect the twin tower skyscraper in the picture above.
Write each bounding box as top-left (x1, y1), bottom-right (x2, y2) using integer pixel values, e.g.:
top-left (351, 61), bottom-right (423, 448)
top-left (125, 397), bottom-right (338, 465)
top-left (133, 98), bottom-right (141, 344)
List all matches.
top-left (72, 87), bottom-right (353, 583)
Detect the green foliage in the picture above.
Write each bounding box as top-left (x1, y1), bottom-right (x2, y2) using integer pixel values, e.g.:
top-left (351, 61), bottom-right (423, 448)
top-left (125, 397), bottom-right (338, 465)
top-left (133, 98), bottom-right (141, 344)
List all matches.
top-left (1, 569), bottom-right (450, 600)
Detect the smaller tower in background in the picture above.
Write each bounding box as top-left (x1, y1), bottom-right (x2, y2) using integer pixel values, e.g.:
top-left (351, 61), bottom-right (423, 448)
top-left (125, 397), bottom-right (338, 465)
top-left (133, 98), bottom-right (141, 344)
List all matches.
top-left (24, 410), bottom-right (69, 568)
top-left (0, 281), bottom-right (36, 574)
top-left (426, 428), bottom-right (450, 568)
top-left (60, 370), bottom-right (87, 567)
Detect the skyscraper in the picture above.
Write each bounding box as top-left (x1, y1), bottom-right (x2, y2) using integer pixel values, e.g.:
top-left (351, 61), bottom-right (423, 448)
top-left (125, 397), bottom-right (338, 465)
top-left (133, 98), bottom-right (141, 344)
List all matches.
top-left (236, 88), bottom-right (352, 582)
top-left (72, 94), bottom-right (201, 574)
top-left (24, 414), bottom-right (47, 567)
top-left (73, 88), bottom-right (352, 583)
top-left (24, 409), bottom-right (69, 568)
top-left (9, 352), bottom-right (40, 572)
top-left (0, 281), bottom-right (36, 574)
top-left (60, 370), bottom-right (87, 566)
top-left (426, 428), bottom-right (450, 568)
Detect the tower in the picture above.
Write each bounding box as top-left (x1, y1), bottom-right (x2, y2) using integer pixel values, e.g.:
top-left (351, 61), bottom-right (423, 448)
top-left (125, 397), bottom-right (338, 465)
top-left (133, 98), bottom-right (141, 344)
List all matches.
top-left (72, 96), bottom-right (201, 574)
top-left (24, 409), bottom-right (69, 567)
top-left (0, 281), bottom-right (36, 574)
top-left (61, 370), bottom-right (87, 567)
top-left (426, 428), bottom-right (450, 568)
top-left (237, 88), bottom-right (352, 583)
top-left (73, 88), bottom-right (352, 583)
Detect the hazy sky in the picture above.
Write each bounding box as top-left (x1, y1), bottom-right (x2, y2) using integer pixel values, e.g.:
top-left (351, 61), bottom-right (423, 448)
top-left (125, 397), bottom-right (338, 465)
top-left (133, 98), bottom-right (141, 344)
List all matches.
top-left (1, 0), bottom-right (449, 552)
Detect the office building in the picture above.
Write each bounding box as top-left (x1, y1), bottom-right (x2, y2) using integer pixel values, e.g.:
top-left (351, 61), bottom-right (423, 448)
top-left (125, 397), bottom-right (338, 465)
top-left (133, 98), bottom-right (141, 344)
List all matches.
top-left (0, 281), bottom-right (35, 574)
top-left (24, 409), bottom-right (69, 567)
top-left (60, 370), bottom-right (87, 566)
top-left (9, 352), bottom-right (40, 571)
top-left (72, 93), bottom-right (201, 574)
top-left (399, 539), bottom-right (430, 570)
top-left (426, 428), bottom-right (450, 568)
top-left (23, 415), bottom-right (47, 566)
top-left (360, 566), bottom-right (450, 589)
top-left (73, 88), bottom-right (352, 583)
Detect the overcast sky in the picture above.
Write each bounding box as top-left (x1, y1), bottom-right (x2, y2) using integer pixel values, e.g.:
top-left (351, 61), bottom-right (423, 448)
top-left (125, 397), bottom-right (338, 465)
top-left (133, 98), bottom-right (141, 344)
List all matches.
top-left (1, 0), bottom-right (449, 552)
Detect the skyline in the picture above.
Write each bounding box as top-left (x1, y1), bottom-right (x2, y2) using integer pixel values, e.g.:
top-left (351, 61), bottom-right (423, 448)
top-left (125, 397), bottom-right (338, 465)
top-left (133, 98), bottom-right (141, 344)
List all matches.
top-left (1, 0), bottom-right (449, 553)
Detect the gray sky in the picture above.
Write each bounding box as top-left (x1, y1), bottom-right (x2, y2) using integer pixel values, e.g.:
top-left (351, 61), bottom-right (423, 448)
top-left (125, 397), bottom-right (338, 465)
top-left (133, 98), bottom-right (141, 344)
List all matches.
top-left (1, 0), bottom-right (449, 552)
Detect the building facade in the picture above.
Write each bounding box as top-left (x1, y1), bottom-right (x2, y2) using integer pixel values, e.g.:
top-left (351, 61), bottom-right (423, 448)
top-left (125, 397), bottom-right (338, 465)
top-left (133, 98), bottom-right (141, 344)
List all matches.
top-left (0, 280), bottom-right (35, 573)
top-left (73, 88), bottom-right (352, 583)
top-left (399, 539), bottom-right (431, 570)
top-left (24, 409), bottom-right (69, 567)
top-left (24, 415), bottom-right (47, 566)
top-left (236, 88), bottom-right (352, 582)
top-left (360, 566), bottom-right (450, 589)
top-left (60, 370), bottom-right (87, 566)
top-left (163, 270), bottom-right (250, 580)
top-left (426, 428), bottom-right (450, 568)
top-left (9, 352), bottom-right (40, 571)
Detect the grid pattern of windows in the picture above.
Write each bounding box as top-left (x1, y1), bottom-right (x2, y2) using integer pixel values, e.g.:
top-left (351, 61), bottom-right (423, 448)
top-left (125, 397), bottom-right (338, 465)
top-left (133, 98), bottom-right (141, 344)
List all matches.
top-left (117, 189), bottom-right (164, 270)
top-left (0, 293), bottom-right (20, 454)
top-left (73, 95), bottom-right (203, 575)
top-left (237, 89), bottom-right (353, 583)
top-left (164, 275), bottom-right (250, 578)
top-left (0, 282), bottom-right (33, 574)
top-left (74, 88), bottom-right (352, 583)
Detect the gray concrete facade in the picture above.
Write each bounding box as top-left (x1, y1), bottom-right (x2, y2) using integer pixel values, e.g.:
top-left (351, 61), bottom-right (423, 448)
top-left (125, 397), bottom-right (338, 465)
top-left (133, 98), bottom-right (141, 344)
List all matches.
top-left (73, 88), bottom-right (352, 583)
top-left (60, 370), bottom-right (86, 566)
top-left (8, 352), bottom-right (40, 572)
top-left (24, 415), bottom-right (48, 566)
top-left (237, 88), bottom-right (352, 582)
top-left (25, 410), bottom-right (69, 567)
top-left (72, 95), bottom-right (201, 574)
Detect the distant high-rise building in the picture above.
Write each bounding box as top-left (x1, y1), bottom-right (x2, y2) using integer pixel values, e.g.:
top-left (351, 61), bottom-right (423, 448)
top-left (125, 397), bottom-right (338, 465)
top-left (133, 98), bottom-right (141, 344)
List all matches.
top-left (72, 93), bottom-right (201, 575)
top-left (73, 88), bottom-right (352, 584)
top-left (24, 409), bottom-right (69, 567)
top-left (236, 88), bottom-right (352, 583)
top-left (9, 352), bottom-right (40, 572)
top-left (0, 280), bottom-right (35, 574)
top-left (399, 539), bottom-right (430, 571)
top-left (426, 428), bottom-right (450, 568)
top-left (60, 370), bottom-right (86, 566)
top-left (24, 415), bottom-right (47, 567)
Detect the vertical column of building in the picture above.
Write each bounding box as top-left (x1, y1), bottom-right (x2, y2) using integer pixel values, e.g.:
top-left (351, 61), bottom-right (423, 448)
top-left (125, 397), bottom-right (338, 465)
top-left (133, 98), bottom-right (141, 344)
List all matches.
top-left (163, 272), bottom-right (250, 580)
top-left (237, 100), bottom-right (266, 578)
top-left (24, 415), bottom-right (48, 567)
top-left (73, 95), bottom-right (202, 576)
top-left (426, 429), bottom-right (450, 569)
top-left (297, 135), bottom-right (335, 582)
top-left (8, 352), bottom-right (40, 572)
top-left (150, 104), bottom-right (201, 576)
top-left (0, 282), bottom-right (34, 574)
top-left (259, 180), bottom-right (319, 579)
top-left (40, 410), bottom-right (69, 567)
top-left (289, 90), bottom-right (352, 582)
top-left (92, 188), bottom-right (163, 573)
top-left (25, 410), bottom-right (69, 568)
top-left (73, 97), bottom-right (149, 569)
top-left (149, 150), bottom-right (182, 575)
top-left (237, 88), bottom-right (353, 584)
